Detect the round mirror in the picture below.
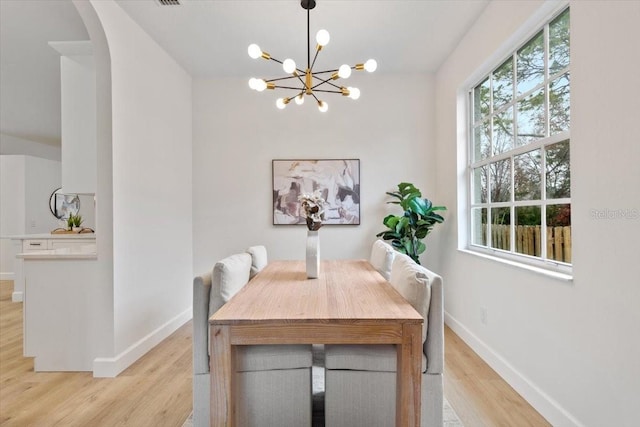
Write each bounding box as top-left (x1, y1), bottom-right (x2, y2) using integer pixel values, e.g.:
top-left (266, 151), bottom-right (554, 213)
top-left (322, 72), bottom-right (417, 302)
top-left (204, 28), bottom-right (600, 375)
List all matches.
top-left (49, 187), bottom-right (80, 220)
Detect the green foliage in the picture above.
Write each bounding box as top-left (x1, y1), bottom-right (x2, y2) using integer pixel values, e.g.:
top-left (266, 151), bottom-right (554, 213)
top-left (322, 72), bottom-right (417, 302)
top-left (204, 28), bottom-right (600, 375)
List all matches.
top-left (67, 214), bottom-right (83, 229)
top-left (376, 182), bottom-right (446, 265)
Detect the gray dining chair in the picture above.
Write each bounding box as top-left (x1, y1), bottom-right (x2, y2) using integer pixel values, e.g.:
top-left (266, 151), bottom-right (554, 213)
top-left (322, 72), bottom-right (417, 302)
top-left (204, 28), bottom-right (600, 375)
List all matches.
top-left (193, 252), bottom-right (313, 427)
top-left (324, 253), bottom-right (444, 427)
top-left (246, 245), bottom-right (268, 279)
top-left (369, 239), bottom-right (396, 280)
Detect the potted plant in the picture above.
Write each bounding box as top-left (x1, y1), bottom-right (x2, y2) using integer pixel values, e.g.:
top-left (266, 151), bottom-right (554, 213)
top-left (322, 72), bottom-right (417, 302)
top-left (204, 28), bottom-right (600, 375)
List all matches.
top-left (70, 214), bottom-right (83, 232)
top-left (376, 182), bottom-right (446, 265)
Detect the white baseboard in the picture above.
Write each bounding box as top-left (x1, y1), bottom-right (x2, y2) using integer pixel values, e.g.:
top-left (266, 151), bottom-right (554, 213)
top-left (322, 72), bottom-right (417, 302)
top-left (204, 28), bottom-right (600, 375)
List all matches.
top-left (93, 307), bottom-right (192, 378)
top-left (1, 272), bottom-right (15, 281)
top-left (12, 291), bottom-right (23, 302)
top-left (444, 311), bottom-right (585, 427)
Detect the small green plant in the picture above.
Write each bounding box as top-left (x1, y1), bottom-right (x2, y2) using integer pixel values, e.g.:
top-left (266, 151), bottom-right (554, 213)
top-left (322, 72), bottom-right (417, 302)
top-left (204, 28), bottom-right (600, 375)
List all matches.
top-left (67, 214), bottom-right (83, 229)
top-left (376, 182), bottom-right (446, 264)
top-left (72, 214), bottom-right (83, 228)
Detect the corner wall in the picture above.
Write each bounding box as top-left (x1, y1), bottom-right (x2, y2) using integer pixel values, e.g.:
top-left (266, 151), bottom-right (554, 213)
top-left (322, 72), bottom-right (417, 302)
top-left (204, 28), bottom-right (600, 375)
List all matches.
top-left (192, 74), bottom-right (436, 274)
top-left (434, 1), bottom-right (640, 426)
top-left (87, 0), bottom-right (192, 373)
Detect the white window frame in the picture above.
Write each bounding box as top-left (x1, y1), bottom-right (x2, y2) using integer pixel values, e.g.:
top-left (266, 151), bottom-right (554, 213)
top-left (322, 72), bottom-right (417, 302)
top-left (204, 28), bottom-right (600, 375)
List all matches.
top-left (464, 5), bottom-right (571, 276)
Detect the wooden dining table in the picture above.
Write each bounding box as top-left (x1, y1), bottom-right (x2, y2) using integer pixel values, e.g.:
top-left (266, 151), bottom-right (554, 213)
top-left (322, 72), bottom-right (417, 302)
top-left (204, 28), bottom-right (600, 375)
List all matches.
top-left (209, 259), bottom-right (424, 427)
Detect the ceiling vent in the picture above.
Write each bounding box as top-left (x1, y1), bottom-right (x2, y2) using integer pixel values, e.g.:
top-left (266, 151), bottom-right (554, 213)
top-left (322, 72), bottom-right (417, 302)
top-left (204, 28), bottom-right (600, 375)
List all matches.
top-left (155, 0), bottom-right (181, 6)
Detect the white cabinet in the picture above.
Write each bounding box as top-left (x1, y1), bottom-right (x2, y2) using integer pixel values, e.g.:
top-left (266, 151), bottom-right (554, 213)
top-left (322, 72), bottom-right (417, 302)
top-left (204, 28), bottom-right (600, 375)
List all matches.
top-left (14, 235), bottom-right (96, 357)
top-left (22, 240), bottom-right (48, 252)
top-left (22, 257), bottom-right (98, 371)
top-left (49, 240), bottom-right (94, 250)
top-left (23, 238), bottom-right (94, 251)
top-left (10, 235), bottom-right (96, 303)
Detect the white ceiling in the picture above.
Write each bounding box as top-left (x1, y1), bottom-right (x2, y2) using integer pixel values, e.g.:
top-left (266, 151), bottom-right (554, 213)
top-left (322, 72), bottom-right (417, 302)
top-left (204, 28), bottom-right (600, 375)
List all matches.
top-left (0, 0), bottom-right (489, 147)
top-left (0, 0), bottom-right (88, 146)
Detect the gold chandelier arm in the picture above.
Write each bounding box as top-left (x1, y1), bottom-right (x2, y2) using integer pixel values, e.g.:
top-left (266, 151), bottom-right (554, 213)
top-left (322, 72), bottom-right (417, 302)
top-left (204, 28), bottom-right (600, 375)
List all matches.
top-left (311, 67), bottom-right (344, 75)
top-left (311, 76), bottom-right (342, 91)
top-left (267, 56), bottom-right (284, 65)
top-left (310, 46), bottom-right (322, 70)
top-left (313, 88), bottom-right (343, 94)
top-left (295, 74), bottom-right (309, 93)
top-left (265, 75), bottom-right (302, 83)
top-left (271, 85), bottom-right (306, 91)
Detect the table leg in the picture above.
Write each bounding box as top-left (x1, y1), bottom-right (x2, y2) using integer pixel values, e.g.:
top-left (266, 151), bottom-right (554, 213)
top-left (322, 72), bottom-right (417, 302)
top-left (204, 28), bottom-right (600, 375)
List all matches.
top-left (210, 324), bottom-right (235, 426)
top-left (396, 322), bottom-right (422, 427)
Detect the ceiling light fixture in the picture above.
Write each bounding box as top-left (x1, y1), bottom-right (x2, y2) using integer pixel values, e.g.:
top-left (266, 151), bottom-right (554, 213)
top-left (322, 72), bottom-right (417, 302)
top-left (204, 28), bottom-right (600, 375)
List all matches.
top-left (247, 0), bottom-right (377, 113)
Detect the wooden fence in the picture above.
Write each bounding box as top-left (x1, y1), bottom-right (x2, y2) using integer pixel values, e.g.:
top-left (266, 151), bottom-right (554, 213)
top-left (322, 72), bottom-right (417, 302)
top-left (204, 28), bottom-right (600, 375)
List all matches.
top-left (482, 224), bottom-right (572, 263)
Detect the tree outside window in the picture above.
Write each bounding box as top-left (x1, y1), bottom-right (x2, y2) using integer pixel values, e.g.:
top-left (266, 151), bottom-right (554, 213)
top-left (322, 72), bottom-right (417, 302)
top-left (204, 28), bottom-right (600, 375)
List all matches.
top-left (469, 8), bottom-right (571, 267)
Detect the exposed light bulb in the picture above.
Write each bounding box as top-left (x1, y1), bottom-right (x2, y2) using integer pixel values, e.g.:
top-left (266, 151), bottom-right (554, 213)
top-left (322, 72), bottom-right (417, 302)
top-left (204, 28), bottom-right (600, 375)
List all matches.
top-left (364, 59), bottom-right (377, 72)
top-left (348, 87), bottom-right (361, 100)
top-left (248, 44), bottom-right (262, 59)
top-left (248, 78), bottom-right (258, 90)
top-left (338, 64), bottom-right (352, 79)
top-left (255, 79), bottom-right (267, 92)
top-left (318, 101), bottom-right (328, 113)
top-left (295, 94), bottom-right (305, 105)
top-left (316, 29), bottom-right (330, 47)
top-left (283, 58), bottom-right (296, 74)
top-left (276, 98), bottom-right (287, 109)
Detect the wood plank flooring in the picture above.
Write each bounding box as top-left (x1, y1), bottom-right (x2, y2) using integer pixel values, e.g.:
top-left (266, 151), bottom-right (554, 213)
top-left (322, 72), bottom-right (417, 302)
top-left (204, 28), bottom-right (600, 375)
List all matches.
top-left (444, 326), bottom-right (551, 427)
top-left (0, 279), bottom-right (550, 426)
top-left (0, 280), bottom-right (192, 427)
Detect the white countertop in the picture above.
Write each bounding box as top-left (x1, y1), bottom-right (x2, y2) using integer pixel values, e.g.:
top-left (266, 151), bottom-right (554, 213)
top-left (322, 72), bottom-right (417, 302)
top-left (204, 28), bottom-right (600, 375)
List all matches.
top-left (18, 244), bottom-right (97, 260)
top-left (4, 233), bottom-right (96, 240)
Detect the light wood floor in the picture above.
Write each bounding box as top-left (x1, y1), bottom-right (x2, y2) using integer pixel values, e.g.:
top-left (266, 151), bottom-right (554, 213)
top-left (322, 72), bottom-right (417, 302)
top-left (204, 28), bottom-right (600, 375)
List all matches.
top-left (444, 326), bottom-right (550, 427)
top-left (0, 280), bottom-right (192, 426)
top-left (0, 280), bottom-right (549, 426)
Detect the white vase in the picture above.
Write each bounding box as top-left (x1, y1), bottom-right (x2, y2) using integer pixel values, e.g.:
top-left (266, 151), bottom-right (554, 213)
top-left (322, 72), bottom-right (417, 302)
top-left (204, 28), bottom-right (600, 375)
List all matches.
top-left (306, 229), bottom-right (320, 279)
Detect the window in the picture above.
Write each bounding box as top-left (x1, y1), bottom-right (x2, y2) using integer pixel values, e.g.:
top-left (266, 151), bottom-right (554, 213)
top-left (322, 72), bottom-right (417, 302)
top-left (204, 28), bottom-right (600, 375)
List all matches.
top-left (468, 8), bottom-right (570, 270)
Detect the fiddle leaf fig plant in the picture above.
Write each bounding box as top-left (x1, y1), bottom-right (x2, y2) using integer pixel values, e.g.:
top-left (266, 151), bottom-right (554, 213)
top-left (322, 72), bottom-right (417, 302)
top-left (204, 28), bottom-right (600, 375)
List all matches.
top-left (376, 182), bottom-right (446, 265)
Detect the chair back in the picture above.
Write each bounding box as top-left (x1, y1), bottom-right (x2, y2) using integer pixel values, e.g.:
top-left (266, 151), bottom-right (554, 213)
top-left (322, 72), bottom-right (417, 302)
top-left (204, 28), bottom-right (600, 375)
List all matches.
top-left (389, 254), bottom-right (432, 345)
top-left (246, 245), bottom-right (268, 279)
top-left (209, 252), bottom-right (252, 318)
top-left (194, 252), bottom-right (252, 375)
top-left (369, 240), bottom-right (395, 280)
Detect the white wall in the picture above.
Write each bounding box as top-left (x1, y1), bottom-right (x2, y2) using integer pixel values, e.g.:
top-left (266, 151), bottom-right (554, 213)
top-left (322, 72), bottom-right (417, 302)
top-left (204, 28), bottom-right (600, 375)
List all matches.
top-left (0, 133), bottom-right (61, 161)
top-left (24, 155), bottom-right (63, 232)
top-left (192, 73), bottom-right (436, 275)
top-left (0, 156), bottom-right (25, 278)
top-left (89, 0), bottom-right (193, 364)
top-left (434, 1), bottom-right (640, 426)
top-left (59, 53), bottom-right (97, 195)
top-left (0, 155), bottom-right (61, 278)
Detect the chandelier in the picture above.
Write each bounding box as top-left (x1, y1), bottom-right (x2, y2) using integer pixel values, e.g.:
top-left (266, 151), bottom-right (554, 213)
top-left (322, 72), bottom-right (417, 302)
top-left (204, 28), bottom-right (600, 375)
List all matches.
top-left (247, 0), bottom-right (377, 112)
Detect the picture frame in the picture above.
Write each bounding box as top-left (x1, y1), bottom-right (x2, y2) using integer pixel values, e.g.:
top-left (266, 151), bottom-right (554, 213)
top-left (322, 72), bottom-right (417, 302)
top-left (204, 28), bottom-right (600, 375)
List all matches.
top-left (273, 159), bottom-right (360, 226)
top-left (48, 187), bottom-right (80, 220)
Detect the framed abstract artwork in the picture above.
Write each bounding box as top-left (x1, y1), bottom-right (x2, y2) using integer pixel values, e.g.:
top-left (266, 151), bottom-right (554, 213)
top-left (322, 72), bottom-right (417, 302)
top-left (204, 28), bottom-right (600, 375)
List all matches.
top-left (272, 159), bottom-right (360, 225)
